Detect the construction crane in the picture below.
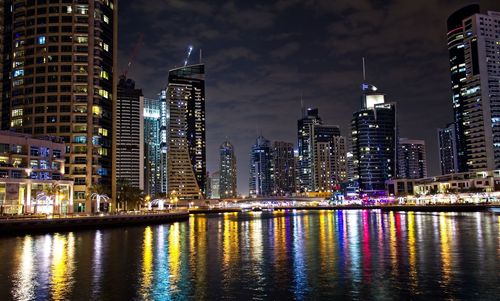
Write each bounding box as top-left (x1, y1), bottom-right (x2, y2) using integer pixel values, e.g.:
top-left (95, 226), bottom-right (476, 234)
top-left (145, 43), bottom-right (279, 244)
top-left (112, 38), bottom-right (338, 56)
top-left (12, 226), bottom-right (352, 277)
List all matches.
top-left (122, 33), bottom-right (144, 78)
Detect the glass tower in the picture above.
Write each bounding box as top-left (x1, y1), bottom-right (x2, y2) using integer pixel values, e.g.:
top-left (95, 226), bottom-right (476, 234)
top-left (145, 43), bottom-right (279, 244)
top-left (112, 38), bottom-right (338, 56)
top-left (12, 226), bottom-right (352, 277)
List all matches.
top-left (219, 140), bottom-right (237, 198)
top-left (166, 64), bottom-right (206, 198)
top-left (351, 84), bottom-right (397, 195)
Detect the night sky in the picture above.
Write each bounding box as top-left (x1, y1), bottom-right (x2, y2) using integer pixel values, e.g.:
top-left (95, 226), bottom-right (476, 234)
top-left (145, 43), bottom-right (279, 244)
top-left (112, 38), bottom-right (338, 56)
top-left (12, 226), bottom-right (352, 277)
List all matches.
top-left (119, 0), bottom-right (499, 195)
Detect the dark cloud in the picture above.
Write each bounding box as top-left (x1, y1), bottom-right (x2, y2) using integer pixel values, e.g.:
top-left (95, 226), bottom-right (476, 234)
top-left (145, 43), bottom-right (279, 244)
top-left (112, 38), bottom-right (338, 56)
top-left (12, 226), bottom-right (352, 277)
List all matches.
top-left (119, 0), bottom-right (500, 194)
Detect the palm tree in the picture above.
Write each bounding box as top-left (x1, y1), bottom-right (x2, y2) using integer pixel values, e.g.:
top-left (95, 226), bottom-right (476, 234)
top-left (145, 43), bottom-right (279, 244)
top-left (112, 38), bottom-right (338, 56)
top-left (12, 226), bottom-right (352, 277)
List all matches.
top-left (116, 178), bottom-right (143, 211)
top-left (88, 184), bottom-right (110, 212)
top-left (43, 183), bottom-right (60, 215)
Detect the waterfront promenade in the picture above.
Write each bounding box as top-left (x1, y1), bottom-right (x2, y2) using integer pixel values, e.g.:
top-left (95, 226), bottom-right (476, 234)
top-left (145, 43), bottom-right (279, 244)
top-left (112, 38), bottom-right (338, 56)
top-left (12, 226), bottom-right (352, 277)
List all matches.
top-left (0, 211), bottom-right (189, 235)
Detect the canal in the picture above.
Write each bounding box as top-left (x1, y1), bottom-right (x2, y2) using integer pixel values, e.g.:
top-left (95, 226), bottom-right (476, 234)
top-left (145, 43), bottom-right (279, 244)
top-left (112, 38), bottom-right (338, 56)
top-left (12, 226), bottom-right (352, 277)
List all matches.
top-left (1, 210), bottom-right (499, 300)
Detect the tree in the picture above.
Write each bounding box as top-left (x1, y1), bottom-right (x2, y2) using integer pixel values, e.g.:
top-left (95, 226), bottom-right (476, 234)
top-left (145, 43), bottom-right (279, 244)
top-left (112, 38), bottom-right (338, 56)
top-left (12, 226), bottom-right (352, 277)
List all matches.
top-left (43, 183), bottom-right (61, 215)
top-left (88, 184), bottom-right (111, 212)
top-left (116, 178), bottom-right (143, 211)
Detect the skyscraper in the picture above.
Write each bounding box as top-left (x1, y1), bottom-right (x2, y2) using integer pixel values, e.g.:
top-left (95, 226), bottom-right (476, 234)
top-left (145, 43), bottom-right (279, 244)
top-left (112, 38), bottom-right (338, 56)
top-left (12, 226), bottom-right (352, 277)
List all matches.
top-left (219, 140), bottom-right (237, 198)
top-left (166, 64), bottom-right (206, 197)
top-left (352, 83), bottom-right (397, 195)
top-left (397, 138), bottom-right (427, 179)
top-left (2, 1), bottom-right (117, 212)
top-left (297, 107), bottom-right (345, 194)
top-left (116, 77), bottom-right (144, 190)
top-left (438, 123), bottom-right (459, 175)
top-left (210, 171), bottom-right (220, 199)
top-left (311, 125), bottom-right (344, 193)
top-left (297, 108), bottom-right (321, 192)
top-left (271, 141), bottom-right (295, 196)
top-left (143, 97), bottom-right (161, 197)
top-left (249, 135), bottom-right (272, 197)
top-left (164, 68), bottom-right (203, 199)
top-left (447, 5), bottom-right (500, 171)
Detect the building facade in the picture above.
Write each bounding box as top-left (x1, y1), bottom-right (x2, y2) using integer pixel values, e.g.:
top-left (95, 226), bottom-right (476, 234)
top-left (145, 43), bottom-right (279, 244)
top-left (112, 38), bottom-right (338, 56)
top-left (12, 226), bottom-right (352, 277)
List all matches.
top-left (297, 107), bottom-right (321, 192)
top-left (447, 5), bottom-right (500, 171)
top-left (0, 131), bottom-right (73, 214)
top-left (397, 138), bottom-right (427, 179)
top-left (166, 64), bottom-right (206, 197)
top-left (438, 123), bottom-right (459, 175)
top-left (271, 141), bottom-right (295, 196)
top-left (352, 83), bottom-right (397, 195)
top-left (116, 76), bottom-right (143, 190)
top-left (219, 140), bottom-right (237, 198)
top-left (1, 1), bottom-right (117, 212)
top-left (210, 171), bottom-right (220, 199)
top-left (164, 74), bottom-right (202, 199)
top-left (143, 97), bottom-right (161, 197)
top-left (249, 135), bottom-right (272, 197)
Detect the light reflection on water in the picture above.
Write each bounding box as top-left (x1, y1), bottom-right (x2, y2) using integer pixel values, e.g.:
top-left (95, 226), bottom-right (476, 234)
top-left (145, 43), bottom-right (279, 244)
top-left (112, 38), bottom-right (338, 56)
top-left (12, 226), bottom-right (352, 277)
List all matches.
top-left (2, 210), bottom-right (500, 300)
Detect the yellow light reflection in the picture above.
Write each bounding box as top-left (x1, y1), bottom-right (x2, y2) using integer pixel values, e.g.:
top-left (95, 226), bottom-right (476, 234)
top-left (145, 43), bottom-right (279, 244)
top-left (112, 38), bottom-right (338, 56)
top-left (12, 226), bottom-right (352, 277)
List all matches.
top-left (50, 233), bottom-right (75, 300)
top-left (439, 213), bottom-right (451, 285)
top-left (140, 226), bottom-right (153, 298)
top-left (389, 212), bottom-right (398, 276)
top-left (12, 236), bottom-right (35, 301)
top-left (169, 222), bottom-right (181, 286)
top-left (407, 212), bottom-right (418, 291)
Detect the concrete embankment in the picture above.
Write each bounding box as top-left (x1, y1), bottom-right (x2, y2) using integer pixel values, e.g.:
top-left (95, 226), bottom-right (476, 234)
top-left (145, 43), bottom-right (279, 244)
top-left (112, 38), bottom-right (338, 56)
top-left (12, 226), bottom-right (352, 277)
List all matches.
top-left (0, 212), bottom-right (189, 235)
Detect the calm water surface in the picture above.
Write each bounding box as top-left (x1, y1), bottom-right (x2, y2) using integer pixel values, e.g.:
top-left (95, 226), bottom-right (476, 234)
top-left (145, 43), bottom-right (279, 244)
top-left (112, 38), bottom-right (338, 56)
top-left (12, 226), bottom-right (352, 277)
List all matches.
top-left (1, 210), bottom-right (500, 300)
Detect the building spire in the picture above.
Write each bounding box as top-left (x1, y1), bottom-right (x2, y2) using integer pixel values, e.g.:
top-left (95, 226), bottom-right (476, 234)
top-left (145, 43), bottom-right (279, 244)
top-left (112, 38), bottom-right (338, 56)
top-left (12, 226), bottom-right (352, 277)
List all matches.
top-left (362, 57), bottom-right (366, 81)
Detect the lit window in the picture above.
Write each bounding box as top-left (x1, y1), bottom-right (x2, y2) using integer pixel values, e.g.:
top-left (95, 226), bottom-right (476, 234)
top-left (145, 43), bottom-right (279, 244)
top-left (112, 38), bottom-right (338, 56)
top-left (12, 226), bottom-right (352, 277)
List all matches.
top-left (103, 15), bottom-right (109, 24)
top-left (38, 36), bottom-right (46, 45)
top-left (92, 105), bottom-right (101, 115)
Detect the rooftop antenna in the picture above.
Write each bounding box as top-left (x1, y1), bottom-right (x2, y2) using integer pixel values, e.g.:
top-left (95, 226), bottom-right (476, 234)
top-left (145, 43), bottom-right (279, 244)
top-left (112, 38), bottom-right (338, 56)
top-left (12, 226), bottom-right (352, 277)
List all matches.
top-left (362, 57), bottom-right (366, 81)
top-left (184, 45), bottom-right (193, 67)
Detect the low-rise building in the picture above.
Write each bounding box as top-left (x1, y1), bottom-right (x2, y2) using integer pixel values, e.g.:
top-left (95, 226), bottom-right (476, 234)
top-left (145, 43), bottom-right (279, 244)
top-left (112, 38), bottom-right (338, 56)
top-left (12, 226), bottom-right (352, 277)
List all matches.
top-left (386, 170), bottom-right (500, 197)
top-left (0, 131), bottom-right (73, 214)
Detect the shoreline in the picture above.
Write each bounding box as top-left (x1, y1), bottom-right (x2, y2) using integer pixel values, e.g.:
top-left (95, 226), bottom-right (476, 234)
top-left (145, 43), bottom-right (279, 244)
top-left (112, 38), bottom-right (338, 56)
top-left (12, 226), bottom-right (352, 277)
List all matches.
top-left (1, 204), bottom-right (498, 236)
top-left (0, 212), bottom-right (189, 236)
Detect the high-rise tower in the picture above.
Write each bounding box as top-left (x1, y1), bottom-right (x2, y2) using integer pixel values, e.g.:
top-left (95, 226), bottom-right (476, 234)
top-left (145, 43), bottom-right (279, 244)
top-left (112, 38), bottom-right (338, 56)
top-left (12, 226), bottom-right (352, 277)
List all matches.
top-left (219, 140), bottom-right (237, 198)
top-left (397, 138), bottom-right (427, 179)
top-left (447, 5), bottom-right (500, 171)
top-left (271, 141), bottom-right (295, 196)
top-left (116, 76), bottom-right (144, 190)
top-left (143, 97), bottom-right (161, 197)
top-left (352, 84), bottom-right (397, 195)
top-left (249, 135), bottom-right (272, 197)
top-left (438, 123), bottom-right (459, 175)
top-left (165, 64), bottom-right (206, 198)
top-left (2, 1), bottom-right (117, 212)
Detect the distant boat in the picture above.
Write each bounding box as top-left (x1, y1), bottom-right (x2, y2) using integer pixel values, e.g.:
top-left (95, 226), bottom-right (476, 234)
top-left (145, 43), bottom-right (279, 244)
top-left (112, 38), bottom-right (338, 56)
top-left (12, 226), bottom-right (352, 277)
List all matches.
top-left (251, 207), bottom-right (263, 212)
top-left (489, 207), bottom-right (500, 214)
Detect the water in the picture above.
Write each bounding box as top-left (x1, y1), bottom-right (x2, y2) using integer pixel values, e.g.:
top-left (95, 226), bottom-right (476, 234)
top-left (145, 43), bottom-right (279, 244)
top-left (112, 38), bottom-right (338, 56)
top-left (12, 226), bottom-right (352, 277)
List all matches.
top-left (1, 210), bottom-right (500, 300)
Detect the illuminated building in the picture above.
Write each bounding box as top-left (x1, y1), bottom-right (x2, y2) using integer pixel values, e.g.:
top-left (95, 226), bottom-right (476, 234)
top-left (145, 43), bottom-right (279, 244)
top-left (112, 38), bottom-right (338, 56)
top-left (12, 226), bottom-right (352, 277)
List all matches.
top-left (297, 108), bottom-right (321, 192)
top-left (116, 76), bottom-right (144, 190)
top-left (143, 97), bottom-right (161, 197)
top-left (219, 140), bottom-right (237, 198)
top-left (1, 1), bottom-right (117, 212)
top-left (438, 123), bottom-right (459, 175)
top-left (397, 138), bottom-right (427, 179)
top-left (210, 171), bottom-right (220, 199)
top-left (271, 141), bottom-right (295, 196)
top-left (447, 5), bottom-right (500, 171)
top-left (164, 64), bottom-right (205, 199)
top-left (0, 131), bottom-right (73, 214)
top-left (352, 83), bottom-right (397, 195)
top-left (297, 107), bottom-right (346, 193)
top-left (249, 135), bottom-right (272, 197)
top-left (386, 170), bottom-right (500, 197)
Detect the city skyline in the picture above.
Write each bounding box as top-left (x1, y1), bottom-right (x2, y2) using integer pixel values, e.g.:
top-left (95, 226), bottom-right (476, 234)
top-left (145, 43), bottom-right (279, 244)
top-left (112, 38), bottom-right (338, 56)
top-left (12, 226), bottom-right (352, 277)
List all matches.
top-left (119, 0), bottom-right (498, 194)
